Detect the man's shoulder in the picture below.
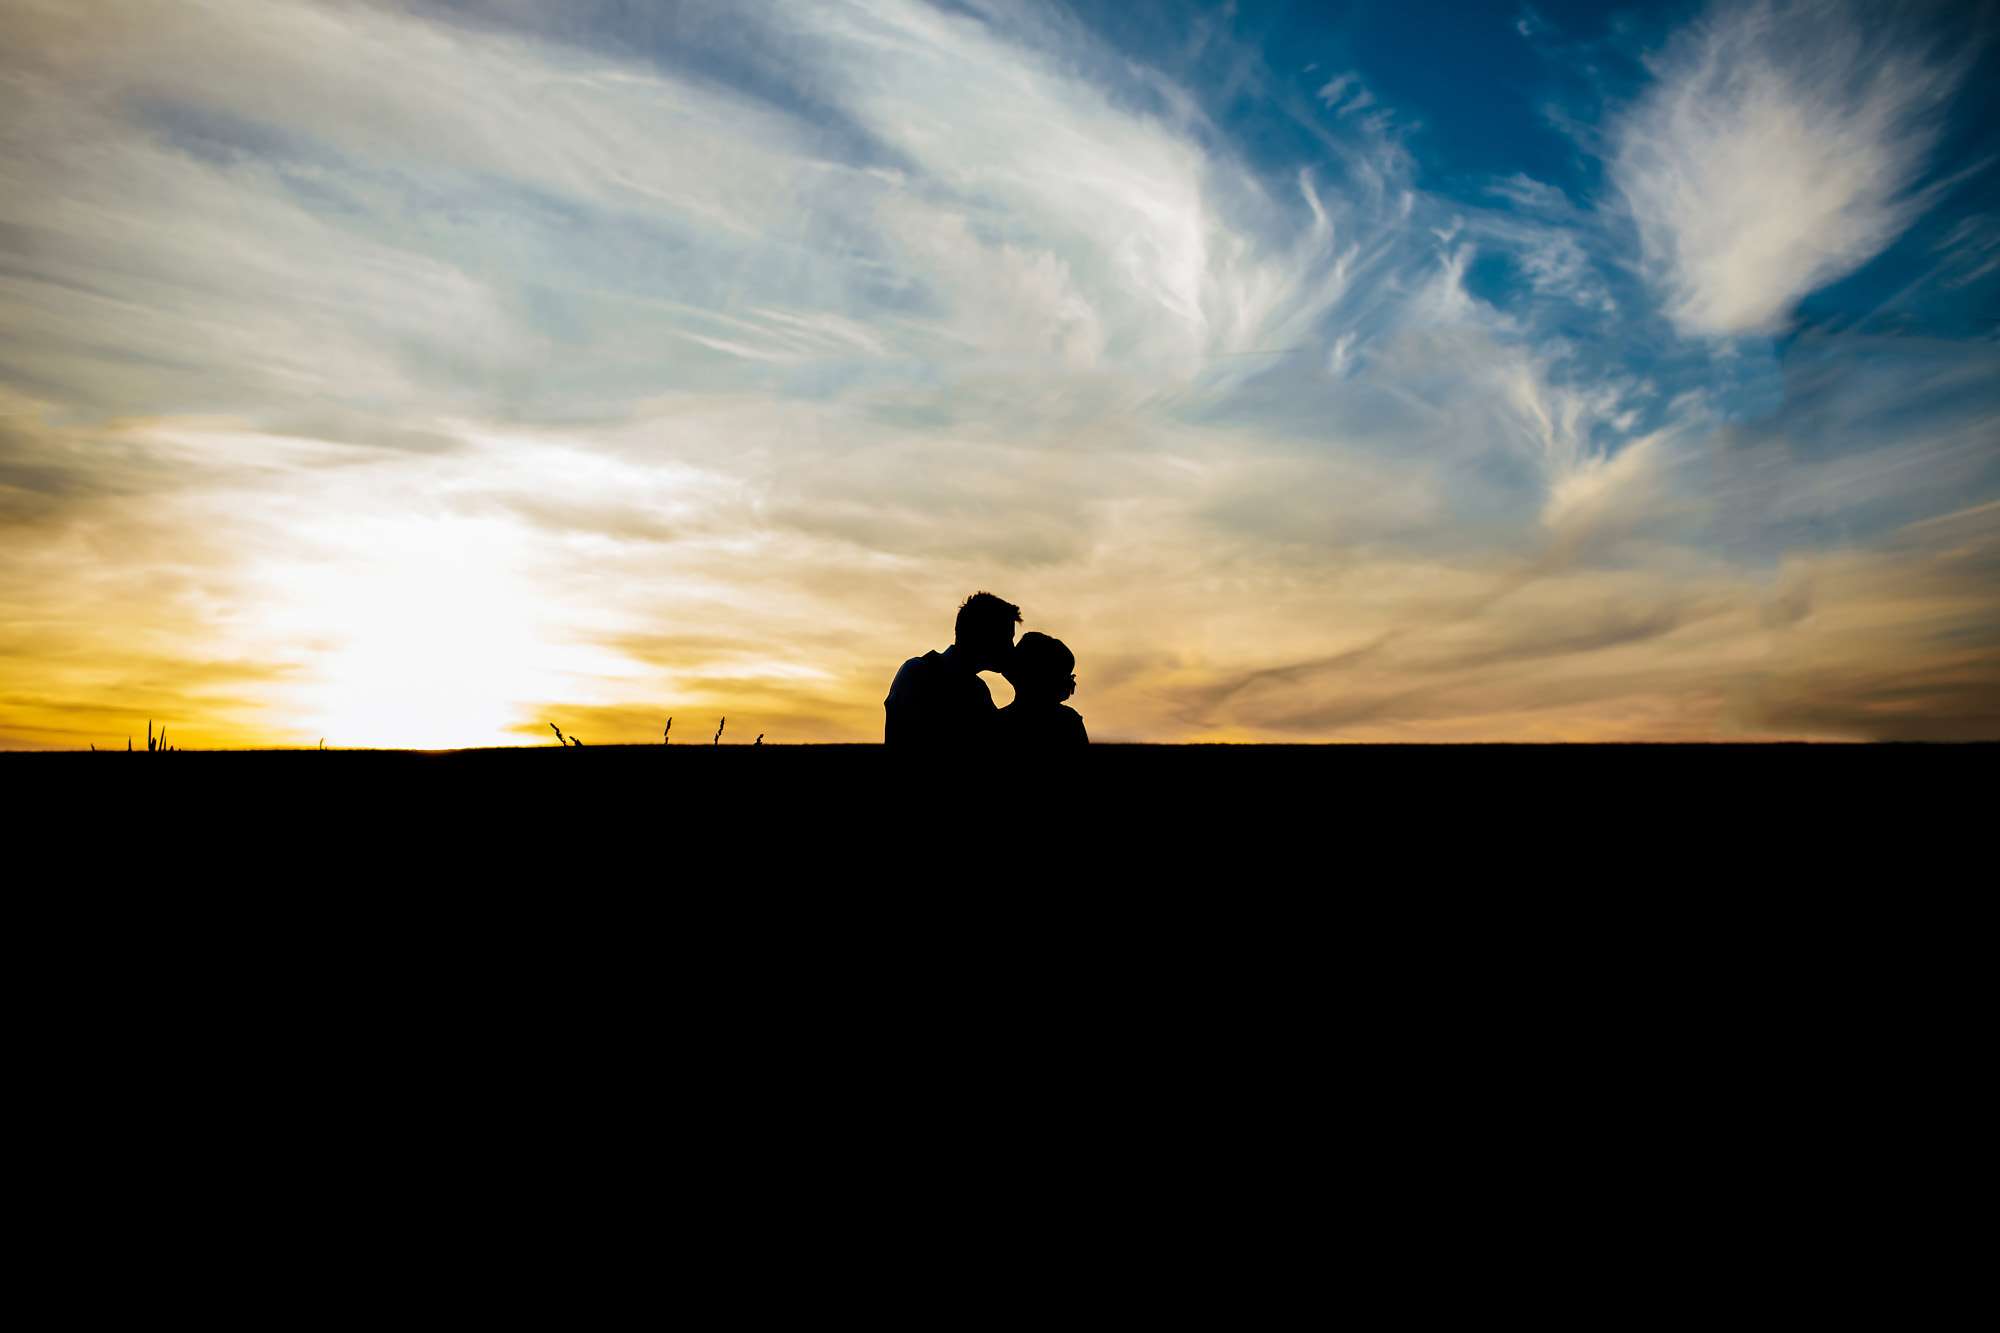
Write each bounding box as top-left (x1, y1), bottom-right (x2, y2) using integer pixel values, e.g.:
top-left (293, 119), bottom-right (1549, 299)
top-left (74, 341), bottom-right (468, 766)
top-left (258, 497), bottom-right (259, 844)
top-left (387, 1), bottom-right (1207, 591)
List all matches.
top-left (887, 651), bottom-right (943, 702)
top-left (892, 651), bottom-right (941, 681)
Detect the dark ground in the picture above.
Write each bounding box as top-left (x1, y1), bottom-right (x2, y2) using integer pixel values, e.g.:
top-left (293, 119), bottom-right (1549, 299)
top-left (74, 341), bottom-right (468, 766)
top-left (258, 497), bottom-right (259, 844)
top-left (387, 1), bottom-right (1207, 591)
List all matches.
top-left (9, 742), bottom-right (1985, 881)
top-left (9, 740), bottom-right (1980, 1179)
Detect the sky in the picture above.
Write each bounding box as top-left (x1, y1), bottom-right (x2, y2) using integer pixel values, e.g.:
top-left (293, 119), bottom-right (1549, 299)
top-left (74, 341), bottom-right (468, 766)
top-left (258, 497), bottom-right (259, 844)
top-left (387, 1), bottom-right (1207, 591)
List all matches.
top-left (1, 0), bottom-right (1996, 747)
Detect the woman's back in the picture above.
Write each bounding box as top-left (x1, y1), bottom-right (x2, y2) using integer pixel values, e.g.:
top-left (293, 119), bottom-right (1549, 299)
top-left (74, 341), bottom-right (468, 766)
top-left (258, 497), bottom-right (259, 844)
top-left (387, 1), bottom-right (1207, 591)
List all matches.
top-left (998, 700), bottom-right (1088, 745)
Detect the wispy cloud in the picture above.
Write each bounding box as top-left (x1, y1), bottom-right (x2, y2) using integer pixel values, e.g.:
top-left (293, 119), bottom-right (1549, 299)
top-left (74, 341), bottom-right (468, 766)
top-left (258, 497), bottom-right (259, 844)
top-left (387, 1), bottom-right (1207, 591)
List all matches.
top-left (1936, 215), bottom-right (2000, 290)
top-left (1610, 0), bottom-right (1969, 337)
top-left (1316, 72), bottom-right (1377, 119)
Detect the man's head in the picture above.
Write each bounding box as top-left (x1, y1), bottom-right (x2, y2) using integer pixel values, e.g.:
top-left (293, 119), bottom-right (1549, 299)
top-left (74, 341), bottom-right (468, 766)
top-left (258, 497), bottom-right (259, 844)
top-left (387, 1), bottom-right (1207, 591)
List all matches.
top-left (954, 591), bottom-right (1021, 671)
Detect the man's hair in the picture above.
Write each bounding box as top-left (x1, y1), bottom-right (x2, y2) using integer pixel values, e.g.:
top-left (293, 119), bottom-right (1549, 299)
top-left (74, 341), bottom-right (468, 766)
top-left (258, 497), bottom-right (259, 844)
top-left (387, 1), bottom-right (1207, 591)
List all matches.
top-left (955, 590), bottom-right (1022, 644)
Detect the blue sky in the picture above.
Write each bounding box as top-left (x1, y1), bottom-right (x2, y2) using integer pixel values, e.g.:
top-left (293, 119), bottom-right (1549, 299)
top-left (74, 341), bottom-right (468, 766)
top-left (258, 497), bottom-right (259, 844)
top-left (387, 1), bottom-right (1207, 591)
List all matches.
top-left (1, 0), bottom-right (1996, 745)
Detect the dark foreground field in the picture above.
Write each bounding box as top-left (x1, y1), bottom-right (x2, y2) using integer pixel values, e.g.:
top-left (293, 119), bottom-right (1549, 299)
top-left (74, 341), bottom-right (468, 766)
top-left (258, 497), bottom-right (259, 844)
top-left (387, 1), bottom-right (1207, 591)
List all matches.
top-left (9, 742), bottom-right (1986, 882)
top-left (11, 743), bottom-right (1981, 1122)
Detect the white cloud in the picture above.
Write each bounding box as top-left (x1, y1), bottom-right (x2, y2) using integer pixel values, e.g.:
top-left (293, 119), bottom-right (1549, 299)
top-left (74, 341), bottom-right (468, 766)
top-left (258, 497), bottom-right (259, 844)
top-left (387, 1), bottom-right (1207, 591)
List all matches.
top-left (1936, 216), bottom-right (2000, 289)
top-left (1316, 73), bottom-right (1357, 106)
top-left (1315, 71), bottom-right (1375, 118)
top-left (1488, 173), bottom-right (1575, 217)
top-left (1327, 331), bottom-right (1358, 377)
top-left (1517, 229), bottom-right (1615, 313)
top-left (1610, 0), bottom-right (1966, 337)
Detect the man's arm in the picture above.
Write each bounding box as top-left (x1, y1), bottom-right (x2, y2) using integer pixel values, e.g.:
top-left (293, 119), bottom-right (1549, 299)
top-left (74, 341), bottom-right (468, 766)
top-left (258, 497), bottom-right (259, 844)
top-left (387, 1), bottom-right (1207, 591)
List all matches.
top-left (884, 658), bottom-right (920, 746)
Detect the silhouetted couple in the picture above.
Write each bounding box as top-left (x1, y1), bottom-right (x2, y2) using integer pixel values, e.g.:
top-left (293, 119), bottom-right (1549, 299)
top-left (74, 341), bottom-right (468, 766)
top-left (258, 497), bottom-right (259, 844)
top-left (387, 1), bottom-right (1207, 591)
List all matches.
top-left (884, 592), bottom-right (1087, 748)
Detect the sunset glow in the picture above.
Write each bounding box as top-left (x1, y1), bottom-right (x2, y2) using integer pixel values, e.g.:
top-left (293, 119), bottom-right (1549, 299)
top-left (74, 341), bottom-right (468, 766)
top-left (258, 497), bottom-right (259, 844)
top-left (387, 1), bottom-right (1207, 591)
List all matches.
top-left (3, 0), bottom-right (1996, 748)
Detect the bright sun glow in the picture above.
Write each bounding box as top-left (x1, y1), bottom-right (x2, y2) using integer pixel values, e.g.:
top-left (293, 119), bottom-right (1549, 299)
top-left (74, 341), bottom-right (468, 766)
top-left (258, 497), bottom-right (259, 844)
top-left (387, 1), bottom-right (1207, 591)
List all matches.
top-left (254, 514), bottom-right (582, 749)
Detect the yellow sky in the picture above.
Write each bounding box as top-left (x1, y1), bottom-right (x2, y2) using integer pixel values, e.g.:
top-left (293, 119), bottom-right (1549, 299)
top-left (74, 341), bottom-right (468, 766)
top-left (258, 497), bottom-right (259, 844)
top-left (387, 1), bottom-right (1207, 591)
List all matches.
top-left (5, 385), bottom-right (1995, 748)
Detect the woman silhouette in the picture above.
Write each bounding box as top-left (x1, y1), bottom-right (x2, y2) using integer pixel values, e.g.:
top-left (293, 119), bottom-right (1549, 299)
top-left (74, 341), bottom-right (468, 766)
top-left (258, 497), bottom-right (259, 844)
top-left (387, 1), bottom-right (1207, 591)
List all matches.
top-left (998, 632), bottom-right (1088, 745)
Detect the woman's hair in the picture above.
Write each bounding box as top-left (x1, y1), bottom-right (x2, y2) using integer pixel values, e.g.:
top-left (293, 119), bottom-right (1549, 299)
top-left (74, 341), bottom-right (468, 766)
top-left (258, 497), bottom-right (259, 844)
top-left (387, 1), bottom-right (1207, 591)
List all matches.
top-left (1013, 631), bottom-right (1076, 702)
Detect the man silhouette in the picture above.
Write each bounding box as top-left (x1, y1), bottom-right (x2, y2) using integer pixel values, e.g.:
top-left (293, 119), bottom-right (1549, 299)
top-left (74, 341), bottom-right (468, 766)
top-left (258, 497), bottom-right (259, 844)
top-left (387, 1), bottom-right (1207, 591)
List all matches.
top-left (884, 591), bottom-right (1021, 747)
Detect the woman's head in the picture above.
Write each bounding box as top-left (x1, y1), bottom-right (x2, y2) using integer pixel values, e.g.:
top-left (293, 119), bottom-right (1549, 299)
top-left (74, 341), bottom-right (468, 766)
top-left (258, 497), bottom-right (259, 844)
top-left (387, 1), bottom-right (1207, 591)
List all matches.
top-left (1005, 631), bottom-right (1076, 703)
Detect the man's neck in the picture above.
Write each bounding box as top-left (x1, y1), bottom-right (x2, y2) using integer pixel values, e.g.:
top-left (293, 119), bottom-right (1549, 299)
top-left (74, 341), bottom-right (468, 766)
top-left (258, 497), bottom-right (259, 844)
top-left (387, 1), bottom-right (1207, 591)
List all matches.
top-left (938, 644), bottom-right (977, 673)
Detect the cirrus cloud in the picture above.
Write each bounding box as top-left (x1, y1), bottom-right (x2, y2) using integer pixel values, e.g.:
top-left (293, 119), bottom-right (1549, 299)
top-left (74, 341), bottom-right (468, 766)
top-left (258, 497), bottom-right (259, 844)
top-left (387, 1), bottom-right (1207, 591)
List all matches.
top-left (1611, 0), bottom-right (1969, 337)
